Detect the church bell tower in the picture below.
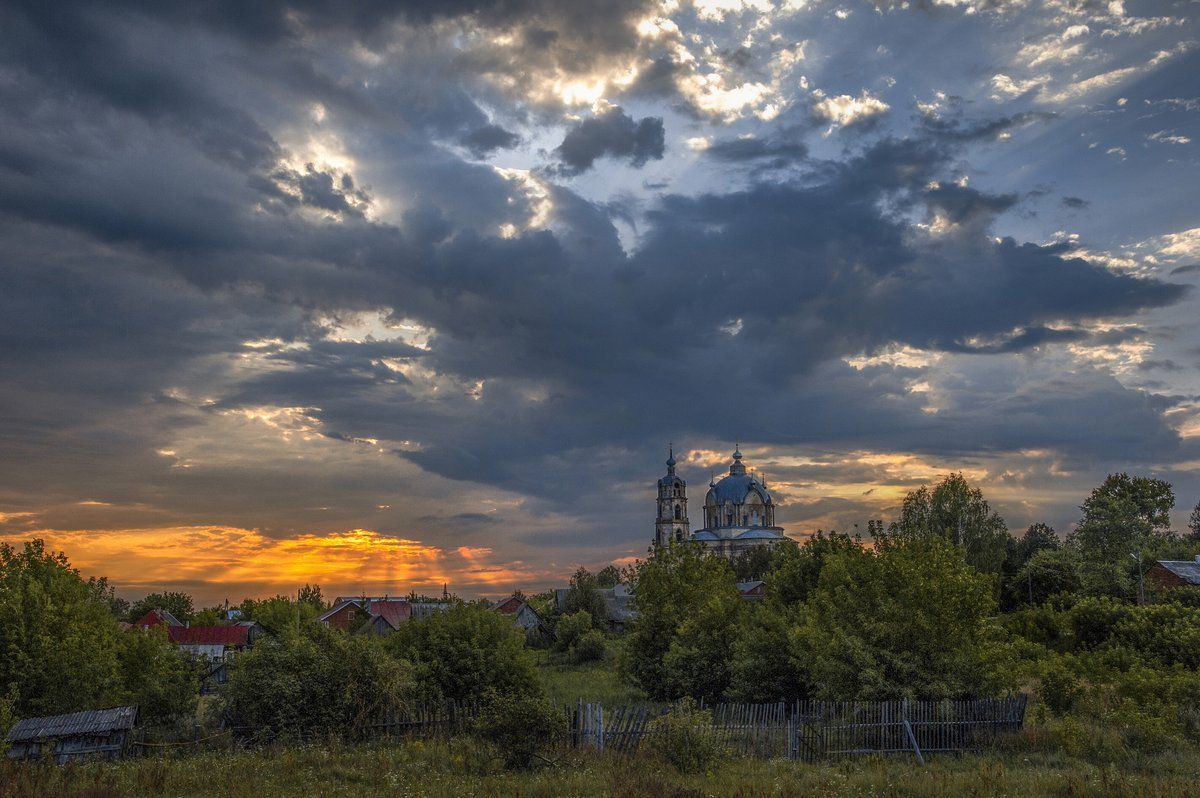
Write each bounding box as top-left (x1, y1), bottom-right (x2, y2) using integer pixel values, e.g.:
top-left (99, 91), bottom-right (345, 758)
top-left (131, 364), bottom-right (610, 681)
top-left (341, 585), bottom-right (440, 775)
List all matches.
top-left (655, 446), bottom-right (689, 547)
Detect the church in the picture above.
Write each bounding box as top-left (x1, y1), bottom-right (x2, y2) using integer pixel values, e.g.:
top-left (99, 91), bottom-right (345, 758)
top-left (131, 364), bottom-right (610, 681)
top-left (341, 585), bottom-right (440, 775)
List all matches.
top-left (654, 446), bottom-right (793, 558)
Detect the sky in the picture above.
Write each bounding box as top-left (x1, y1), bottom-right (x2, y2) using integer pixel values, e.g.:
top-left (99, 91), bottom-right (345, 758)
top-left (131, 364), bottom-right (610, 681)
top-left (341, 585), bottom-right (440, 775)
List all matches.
top-left (1, 0), bottom-right (1198, 606)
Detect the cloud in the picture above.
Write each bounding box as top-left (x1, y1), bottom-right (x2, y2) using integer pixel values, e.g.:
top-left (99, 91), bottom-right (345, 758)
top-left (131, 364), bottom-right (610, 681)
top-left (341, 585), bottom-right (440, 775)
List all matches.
top-left (553, 106), bottom-right (666, 174)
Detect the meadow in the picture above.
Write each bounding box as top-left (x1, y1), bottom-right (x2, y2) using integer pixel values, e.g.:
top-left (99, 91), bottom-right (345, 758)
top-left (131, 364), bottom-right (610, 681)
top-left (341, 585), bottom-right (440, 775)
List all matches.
top-left (5, 735), bottom-right (1200, 798)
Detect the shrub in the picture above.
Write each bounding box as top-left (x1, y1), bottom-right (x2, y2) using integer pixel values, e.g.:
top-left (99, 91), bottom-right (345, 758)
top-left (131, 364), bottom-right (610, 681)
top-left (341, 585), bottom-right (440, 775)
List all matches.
top-left (646, 698), bottom-right (723, 774)
top-left (569, 630), bottom-right (607, 664)
top-left (472, 690), bottom-right (567, 769)
top-left (554, 610), bottom-right (593, 653)
top-left (387, 602), bottom-right (540, 703)
top-left (1038, 655), bottom-right (1082, 715)
top-left (224, 632), bottom-right (410, 741)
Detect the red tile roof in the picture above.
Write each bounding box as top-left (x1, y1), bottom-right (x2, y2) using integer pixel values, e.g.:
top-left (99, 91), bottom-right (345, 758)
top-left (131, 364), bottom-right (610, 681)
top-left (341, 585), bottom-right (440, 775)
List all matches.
top-left (167, 625), bottom-right (251, 646)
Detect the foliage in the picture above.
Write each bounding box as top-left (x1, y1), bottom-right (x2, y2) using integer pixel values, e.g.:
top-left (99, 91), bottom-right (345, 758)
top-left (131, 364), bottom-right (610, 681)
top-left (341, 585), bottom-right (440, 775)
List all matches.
top-left (562, 568), bottom-right (609, 631)
top-left (795, 535), bottom-right (1010, 699)
top-left (883, 473), bottom-right (1010, 575)
top-left (569, 630), bottom-right (607, 665)
top-left (127, 591), bottom-right (195, 624)
top-left (646, 698), bottom-right (723, 774)
top-left (727, 603), bottom-right (809, 703)
top-left (554, 610), bottom-right (594, 653)
top-left (224, 630), bottom-right (409, 740)
top-left (730, 545), bottom-right (774, 581)
top-left (387, 602), bottom-right (540, 704)
top-left (766, 531), bottom-right (860, 606)
top-left (472, 689), bottom-right (567, 769)
top-left (595, 565), bottom-right (622, 588)
top-left (1071, 472), bottom-right (1175, 597)
top-left (1008, 548), bottom-right (1081, 607)
top-left (242, 595), bottom-right (323, 639)
top-left (624, 543), bottom-right (741, 701)
top-left (0, 540), bottom-right (123, 717)
top-left (116, 625), bottom-right (199, 726)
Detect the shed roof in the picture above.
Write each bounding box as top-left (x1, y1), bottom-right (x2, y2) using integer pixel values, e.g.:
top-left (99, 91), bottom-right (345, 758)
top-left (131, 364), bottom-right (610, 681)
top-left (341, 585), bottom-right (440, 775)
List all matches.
top-left (1155, 559), bottom-right (1200, 585)
top-left (6, 706), bottom-right (138, 743)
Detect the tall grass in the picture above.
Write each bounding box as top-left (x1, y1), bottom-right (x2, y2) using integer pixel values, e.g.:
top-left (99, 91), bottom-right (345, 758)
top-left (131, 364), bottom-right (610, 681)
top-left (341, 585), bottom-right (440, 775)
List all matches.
top-left (5, 735), bottom-right (1200, 798)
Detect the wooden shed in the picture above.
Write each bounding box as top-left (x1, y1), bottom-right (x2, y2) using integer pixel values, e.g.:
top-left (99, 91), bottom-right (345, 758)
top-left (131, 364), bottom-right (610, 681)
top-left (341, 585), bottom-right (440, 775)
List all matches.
top-left (5, 706), bottom-right (138, 764)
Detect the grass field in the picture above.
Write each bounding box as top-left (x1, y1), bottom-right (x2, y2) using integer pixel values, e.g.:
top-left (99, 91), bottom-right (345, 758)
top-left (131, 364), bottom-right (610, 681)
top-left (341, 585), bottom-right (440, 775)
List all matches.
top-left (4, 737), bottom-right (1200, 798)
top-left (535, 653), bottom-right (647, 707)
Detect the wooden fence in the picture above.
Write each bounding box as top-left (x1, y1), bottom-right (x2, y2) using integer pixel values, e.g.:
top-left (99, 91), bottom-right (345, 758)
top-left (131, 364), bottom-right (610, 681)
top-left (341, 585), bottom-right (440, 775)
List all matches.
top-left (572, 696), bottom-right (1028, 762)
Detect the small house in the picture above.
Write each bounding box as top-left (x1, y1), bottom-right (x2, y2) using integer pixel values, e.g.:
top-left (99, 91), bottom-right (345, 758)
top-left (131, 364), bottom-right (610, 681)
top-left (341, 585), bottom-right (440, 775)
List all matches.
top-left (319, 597), bottom-right (415, 634)
top-left (494, 596), bottom-right (544, 632)
top-left (1148, 556), bottom-right (1200, 591)
top-left (6, 706), bottom-right (138, 764)
top-left (737, 580), bottom-right (766, 601)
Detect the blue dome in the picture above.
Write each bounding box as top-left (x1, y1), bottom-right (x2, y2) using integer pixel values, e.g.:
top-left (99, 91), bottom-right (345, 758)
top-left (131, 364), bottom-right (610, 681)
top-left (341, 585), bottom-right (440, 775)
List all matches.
top-left (708, 472), bottom-right (772, 505)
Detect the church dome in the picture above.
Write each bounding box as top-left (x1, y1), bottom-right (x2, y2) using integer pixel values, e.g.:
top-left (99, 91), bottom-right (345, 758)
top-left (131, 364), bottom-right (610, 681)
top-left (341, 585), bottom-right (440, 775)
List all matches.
top-left (706, 447), bottom-right (772, 505)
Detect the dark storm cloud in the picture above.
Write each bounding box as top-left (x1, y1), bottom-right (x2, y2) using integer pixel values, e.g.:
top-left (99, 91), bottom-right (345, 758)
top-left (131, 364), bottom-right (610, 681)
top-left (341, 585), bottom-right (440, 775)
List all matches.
top-left (0, 0), bottom-right (1194, 551)
top-left (460, 124), bottom-right (521, 157)
top-left (703, 135), bottom-right (809, 164)
top-left (554, 107), bottom-right (666, 175)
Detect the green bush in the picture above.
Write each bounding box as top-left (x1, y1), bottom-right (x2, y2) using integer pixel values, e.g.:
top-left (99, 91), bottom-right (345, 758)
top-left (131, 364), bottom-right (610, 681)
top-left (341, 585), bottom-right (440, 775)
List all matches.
top-left (1037, 655), bottom-right (1082, 715)
top-left (472, 690), bottom-right (567, 769)
top-left (224, 632), bottom-right (410, 741)
top-left (387, 602), bottom-right (540, 703)
top-left (646, 698), bottom-right (723, 774)
top-left (555, 610), bottom-right (593, 653)
top-left (569, 630), bottom-right (607, 664)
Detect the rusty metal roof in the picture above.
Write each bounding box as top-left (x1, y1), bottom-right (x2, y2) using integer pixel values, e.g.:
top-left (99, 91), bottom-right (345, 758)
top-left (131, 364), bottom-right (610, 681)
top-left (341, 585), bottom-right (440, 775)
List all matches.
top-left (6, 706), bottom-right (138, 743)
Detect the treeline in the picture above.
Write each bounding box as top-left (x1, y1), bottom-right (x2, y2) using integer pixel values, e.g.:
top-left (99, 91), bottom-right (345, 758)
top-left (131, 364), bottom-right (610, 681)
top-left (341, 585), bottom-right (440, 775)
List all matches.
top-left (618, 472), bottom-right (1200, 756)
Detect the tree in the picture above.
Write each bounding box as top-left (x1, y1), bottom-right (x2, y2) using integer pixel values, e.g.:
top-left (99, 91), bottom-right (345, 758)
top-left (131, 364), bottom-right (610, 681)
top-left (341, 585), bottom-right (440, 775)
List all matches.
top-left (884, 473), bottom-right (1010, 575)
top-left (596, 565), bottom-right (622, 588)
top-left (623, 542), bottom-right (741, 701)
top-left (730, 545), bottom-right (774, 581)
top-left (116, 626), bottom-right (199, 726)
top-left (127, 591), bottom-right (195, 624)
top-left (1074, 472), bottom-right (1174, 558)
top-left (727, 603), bottom-right (810, 703)
top-left (794, 536), bottom-right (1008, 700)
top-left (1000, 524), bottom-right (1060, 609)
top-left (563, 567), bottom-right (609, 630)
top-left (1071, 473), bottom-right (1175, 597)
top-left (1008, 548), bottom-right (1081, 607)
top-left (768, 531), bottom-right (860, 607)
top-left (1187, 499), bottom-right (1200, 542)
top-left (386, 602), bottom-right (540, 703)
top-left (0, 540), bottom-right (123, 717)
top-left (225, 631), bottom-right (409, 741)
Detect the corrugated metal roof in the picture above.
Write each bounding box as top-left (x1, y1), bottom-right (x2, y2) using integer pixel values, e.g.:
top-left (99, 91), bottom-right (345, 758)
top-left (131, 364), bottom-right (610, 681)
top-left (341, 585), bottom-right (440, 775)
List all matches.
top-left (6, 706), bottom-right (138, 743)
top-left (1156, 559), bottom-right (1200, 585)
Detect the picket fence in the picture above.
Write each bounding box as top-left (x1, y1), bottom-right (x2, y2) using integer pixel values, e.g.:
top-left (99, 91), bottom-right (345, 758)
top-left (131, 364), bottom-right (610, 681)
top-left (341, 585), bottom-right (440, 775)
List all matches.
top-left (570, 696), bottom-right (1028, 762)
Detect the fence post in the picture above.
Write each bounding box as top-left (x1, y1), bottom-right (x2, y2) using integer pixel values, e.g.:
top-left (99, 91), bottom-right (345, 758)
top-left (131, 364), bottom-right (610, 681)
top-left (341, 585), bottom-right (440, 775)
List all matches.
top-left (901, 699), bottom-right (924, 766)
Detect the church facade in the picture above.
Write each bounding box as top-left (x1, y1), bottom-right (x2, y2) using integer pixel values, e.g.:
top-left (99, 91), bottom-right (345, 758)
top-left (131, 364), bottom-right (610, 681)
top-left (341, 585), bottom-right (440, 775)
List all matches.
top-left (655, 446), bottom-right (792, 558)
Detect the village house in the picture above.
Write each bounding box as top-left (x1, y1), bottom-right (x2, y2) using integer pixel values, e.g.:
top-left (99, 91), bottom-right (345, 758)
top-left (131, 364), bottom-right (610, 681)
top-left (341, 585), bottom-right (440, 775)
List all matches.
top-left (493, 595), bottom-right (550, 641)
top-left (1147, 556), bottom-right (1200, 591)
